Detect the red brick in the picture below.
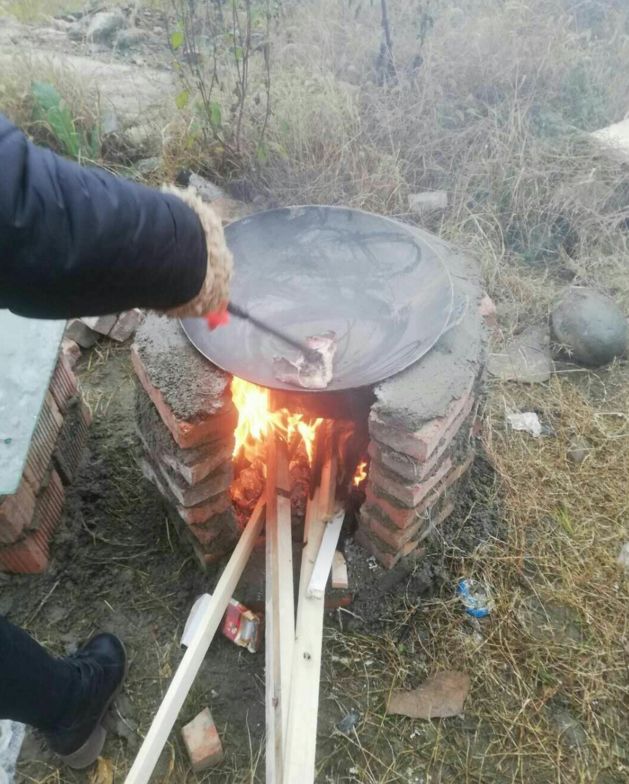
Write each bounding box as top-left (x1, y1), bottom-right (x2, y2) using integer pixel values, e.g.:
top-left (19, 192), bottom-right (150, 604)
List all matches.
top-left (186, 511), bottom-right (235, 546)
top-left (152, 454), bottom-right (231, 508)
top-left (370, 457), bottom-right (453, 508)
top-left (0, 480), bottom-right (36, 544)
top-left (61, 339), bottom-right (81, 368)
top-left (131, 347), bottom-right (237, 449)
top-left (28, 470), bottom-right (65, 534)
top-left (364, 453), bottom-right (475, 530)
top-left (369, 384), bottom-right (473, 462)
top-left (49, 356), bottom-right (78, 414)
top-left (180, 494), bottom-right (231, 525)
top-left (23, 394), bottom-right (63, 492)
top-left (368, 393), bottom-right (475, 483)
top-left (53, 398), bottom-right (91, 485)
top-left (0, 535), bottom-right (49, 573)
top-left (182, 708), bottom-right (224, 772)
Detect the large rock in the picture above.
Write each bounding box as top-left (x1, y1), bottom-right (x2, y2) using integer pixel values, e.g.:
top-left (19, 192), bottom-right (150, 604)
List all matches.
top-left (86, 10), bottom-right (127, 44)
top-left (550, 288), bottom-right (627, 367)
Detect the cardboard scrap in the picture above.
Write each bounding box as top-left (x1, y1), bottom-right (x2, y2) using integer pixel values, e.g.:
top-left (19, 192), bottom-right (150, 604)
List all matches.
top-left (386, 671), bottom-right (470, 720)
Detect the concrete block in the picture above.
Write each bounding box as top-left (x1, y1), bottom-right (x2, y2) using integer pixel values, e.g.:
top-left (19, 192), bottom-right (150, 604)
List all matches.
top-left (81, 315), bottom-right (117, 336)
top-left (181, 708), bottom-right (224, 772)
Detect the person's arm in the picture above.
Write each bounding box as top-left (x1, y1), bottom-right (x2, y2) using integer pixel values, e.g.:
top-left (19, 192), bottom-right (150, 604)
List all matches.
top-left (0, 115), bottom-right (231, 319)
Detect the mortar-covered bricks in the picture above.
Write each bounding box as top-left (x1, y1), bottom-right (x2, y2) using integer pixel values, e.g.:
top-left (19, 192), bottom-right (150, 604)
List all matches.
top-left (136, 387), bottom-right (234, 485)
top-left (132, 314), bottom-right (237, 449)
top-left (357, 239), bottom-right (486, 567)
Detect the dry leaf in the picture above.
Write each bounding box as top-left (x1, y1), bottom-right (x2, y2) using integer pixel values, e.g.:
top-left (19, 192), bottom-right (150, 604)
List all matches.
top-left (89, 756), bottom-right (114, 784)
top-left (386, 671), bottom-right (470, 719)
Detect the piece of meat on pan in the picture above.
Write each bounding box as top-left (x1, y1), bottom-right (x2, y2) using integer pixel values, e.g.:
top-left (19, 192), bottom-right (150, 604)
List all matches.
top-left (272, 331), bottom-right (337, 389)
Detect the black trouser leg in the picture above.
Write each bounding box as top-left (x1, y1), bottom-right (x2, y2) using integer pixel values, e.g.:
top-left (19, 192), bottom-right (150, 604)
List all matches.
top-left (0, 615), bottom-right (83, 730)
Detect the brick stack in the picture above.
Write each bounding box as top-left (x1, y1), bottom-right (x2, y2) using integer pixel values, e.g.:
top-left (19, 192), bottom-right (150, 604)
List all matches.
top-left (131, 314), bottom-right (239, 568)
top-left (0, 355), bottom-right (91, 573)
top-left (357, 386), bottom-right (478, 568)
top-left (356, 242), bottom-right (487, 568)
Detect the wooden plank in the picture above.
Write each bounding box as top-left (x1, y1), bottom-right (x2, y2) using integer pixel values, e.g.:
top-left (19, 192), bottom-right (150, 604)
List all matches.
top-left (331, 550), bottom-right (349, 590)
top-left (283, 449), bottom-right (337, 783)
top-left (306, 510), bottom-right (344, 599)
top-left (124, 495), bottom-right (266, 784)
top-left (265, 435), bottom-right (295, 781)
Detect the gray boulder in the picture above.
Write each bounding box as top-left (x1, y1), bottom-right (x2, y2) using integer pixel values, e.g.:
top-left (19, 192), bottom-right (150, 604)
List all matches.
top-left (550, 287), bottom-right (627, 367)
top-left (86, 10), bottom-right (127, 44)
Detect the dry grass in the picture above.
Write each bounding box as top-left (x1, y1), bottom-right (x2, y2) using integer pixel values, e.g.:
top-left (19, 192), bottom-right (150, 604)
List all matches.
top-left (316, 373), bottom-right (628, 783)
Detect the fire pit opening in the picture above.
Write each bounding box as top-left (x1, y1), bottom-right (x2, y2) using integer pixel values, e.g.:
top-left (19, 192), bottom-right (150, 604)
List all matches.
top-left (131, 241), bottom-right (487, 573)
top-left (230, 377), bottom-right (371, 536)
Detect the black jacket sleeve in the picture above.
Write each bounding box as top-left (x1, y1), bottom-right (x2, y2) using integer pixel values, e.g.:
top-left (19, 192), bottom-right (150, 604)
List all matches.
top-left (0, 115), bottom-right (207, 319)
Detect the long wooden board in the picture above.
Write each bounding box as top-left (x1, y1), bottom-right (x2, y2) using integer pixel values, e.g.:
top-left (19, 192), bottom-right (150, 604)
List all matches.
top-left (283, 450), bottom-right (337, 783)
top-left (124, 495), bottom-right (266, 784)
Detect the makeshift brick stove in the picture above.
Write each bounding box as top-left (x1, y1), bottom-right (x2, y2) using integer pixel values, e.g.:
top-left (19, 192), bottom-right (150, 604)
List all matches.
top-left (132, 236), bottom-right (487, 571)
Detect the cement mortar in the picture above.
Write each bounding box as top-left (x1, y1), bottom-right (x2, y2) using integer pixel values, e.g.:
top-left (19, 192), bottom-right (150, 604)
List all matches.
top-left (133, 315), bottom-right (232, 421)
top-left (372, 242), bottom-right (485, 431)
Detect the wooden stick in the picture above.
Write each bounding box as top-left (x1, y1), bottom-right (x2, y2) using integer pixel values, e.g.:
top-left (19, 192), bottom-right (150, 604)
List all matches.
top-left (331, 550), bottom-right (349, 590)
top-left (306, 510), bottom-right (344, 599)
top-left (124, 495), bottom-right (266, 784)
top-left (283, 448), bottom-right (337, 783)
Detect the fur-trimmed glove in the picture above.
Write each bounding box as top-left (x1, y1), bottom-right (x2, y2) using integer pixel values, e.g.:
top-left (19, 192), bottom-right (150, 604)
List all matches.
top-left (161, 186), bottom-right (233, 318)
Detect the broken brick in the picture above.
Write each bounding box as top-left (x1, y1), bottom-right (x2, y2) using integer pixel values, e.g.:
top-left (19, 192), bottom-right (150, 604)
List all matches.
top-left (109, 309), bottom-right (143, 343)
top-left (181, 708), bottom-right (224, 772)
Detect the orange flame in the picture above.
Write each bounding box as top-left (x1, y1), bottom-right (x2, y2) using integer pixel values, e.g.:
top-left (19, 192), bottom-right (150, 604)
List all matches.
top-left (231, 378), bottom-right (322, 462)
top-left (353, 460), bottom-right (368, 486)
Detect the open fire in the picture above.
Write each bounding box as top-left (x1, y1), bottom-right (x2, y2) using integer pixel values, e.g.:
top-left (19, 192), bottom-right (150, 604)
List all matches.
top-left (230, 378), bottom-right (369, 526)
top-left (231, 378), bottom-right (323, 464)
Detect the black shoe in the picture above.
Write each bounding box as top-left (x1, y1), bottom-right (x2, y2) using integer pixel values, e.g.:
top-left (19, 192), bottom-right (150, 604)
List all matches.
top-left (44, 633), bottom-right (127, 769)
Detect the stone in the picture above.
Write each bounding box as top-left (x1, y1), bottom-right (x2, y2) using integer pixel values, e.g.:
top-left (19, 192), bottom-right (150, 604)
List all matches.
top-left (591, 117), bottom-right (629, 163)
top-left (567, 436), bottom-right (592, 464)
top-left (408, 190), bottom-right (448, 215)
top-left (550, 288), bottom-right (627, 367)
top-left (65, 319), bottom-right (99, 348)
top-left (131, 315), bottom-right (235, 449)
top-left (81, 315), bottom-right (117, 337)
top-left (86, 10), bottom-right (127, 44)
top-left (488, 325), bottom-right (553, 383)
top-left (181, 708), bottom-right (223, 772)
top-left (114, 28), bottom-right (147, 51)
top-left (188, 173), bottom-right (225, 203)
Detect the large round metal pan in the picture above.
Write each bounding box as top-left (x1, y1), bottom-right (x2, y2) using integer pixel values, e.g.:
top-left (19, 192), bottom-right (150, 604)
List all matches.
top-left (181, 206), bottom-right (453, 392)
